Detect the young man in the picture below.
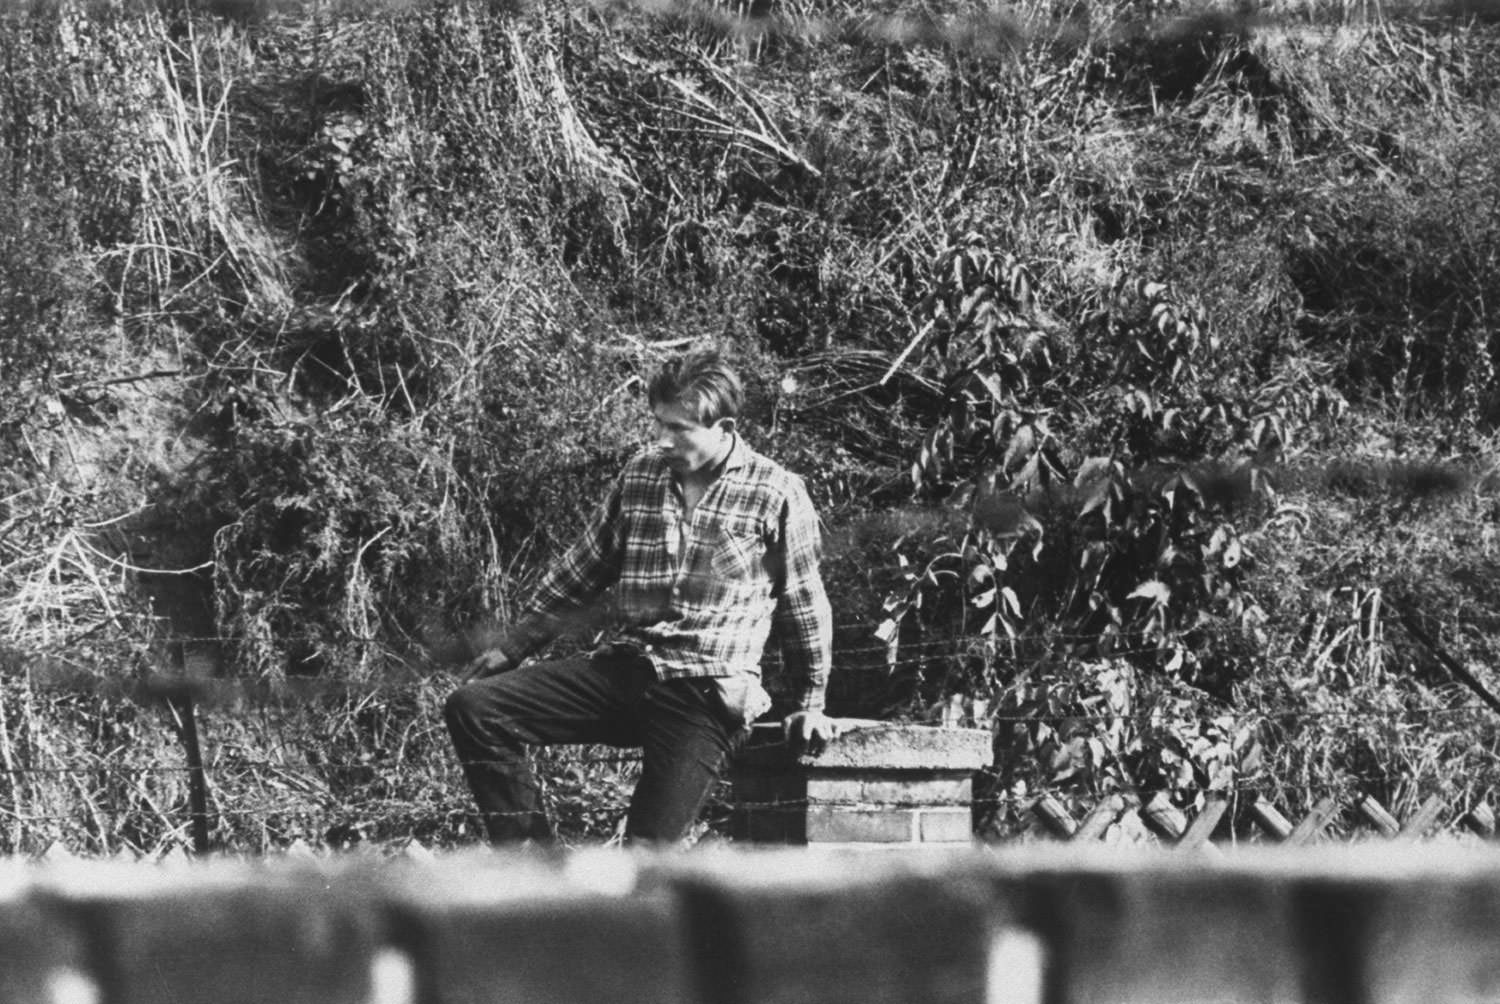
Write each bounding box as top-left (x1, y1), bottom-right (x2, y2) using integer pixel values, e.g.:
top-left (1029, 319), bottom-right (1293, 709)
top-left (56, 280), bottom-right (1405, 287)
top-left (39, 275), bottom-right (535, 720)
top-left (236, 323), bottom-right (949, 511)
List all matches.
top-left (444, 348), bottom-right (836, 845)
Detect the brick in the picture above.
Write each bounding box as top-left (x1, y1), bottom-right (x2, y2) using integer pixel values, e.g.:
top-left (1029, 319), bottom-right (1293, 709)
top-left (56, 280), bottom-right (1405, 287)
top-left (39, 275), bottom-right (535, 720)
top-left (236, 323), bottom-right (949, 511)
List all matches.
top-left (384, 852), bottom-right (693, 1004)
top-left (917, 808), bottom-right (974, 843)
top-left (806, 771), bottom-right (973, 807)
top-left (805, 806), bottom-right (918, 843)
top-left (657, 850), bottom-right (996, 1004)
top-left (0, 878), bottom-right (93, 1004)
top-left (732, 805), bottom-right (806, 843)
top-left (36, 862), bottom-right (380, 1004)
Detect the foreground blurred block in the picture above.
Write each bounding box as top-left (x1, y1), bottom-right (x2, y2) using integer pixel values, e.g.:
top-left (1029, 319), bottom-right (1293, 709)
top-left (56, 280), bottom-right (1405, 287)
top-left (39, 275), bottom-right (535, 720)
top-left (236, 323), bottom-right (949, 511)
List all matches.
top-left (32, 863), bottom-right (379, 1004)
top-left (980, 852), bottom-right (1301, 1004)
top-left (1293, 863), bottom-right (1500, 1004)
top-left (0, 873), bottom-right (93, 1004)
top-left (650, 850), bottom-right (999, 1004)
top-left (730, 723), bottom-right (991, 845)
top-left (8, 843), bottom-right (1500, 1004)
top-left (383, 854), bottom-right (694, 1004)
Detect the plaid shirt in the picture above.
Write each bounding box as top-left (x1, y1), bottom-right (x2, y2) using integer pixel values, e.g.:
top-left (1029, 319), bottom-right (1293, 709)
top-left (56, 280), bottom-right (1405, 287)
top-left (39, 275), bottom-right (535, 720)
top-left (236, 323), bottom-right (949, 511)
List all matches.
top-left (501, 436), bottom-right (832, 712)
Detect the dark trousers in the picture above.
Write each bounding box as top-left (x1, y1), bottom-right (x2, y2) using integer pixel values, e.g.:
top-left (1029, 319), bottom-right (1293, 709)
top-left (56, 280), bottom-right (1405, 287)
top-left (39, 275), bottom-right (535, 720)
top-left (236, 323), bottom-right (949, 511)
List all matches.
top-left (443, 648), bottom-right (744, 846)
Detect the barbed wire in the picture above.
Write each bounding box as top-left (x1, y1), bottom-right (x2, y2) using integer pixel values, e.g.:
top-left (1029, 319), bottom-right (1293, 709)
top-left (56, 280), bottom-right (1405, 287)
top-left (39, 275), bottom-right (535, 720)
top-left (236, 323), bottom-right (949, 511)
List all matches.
top-left (5, 655), bottom-right (1497, 726)
top-left (0, 783), bottom-right (1479, 830)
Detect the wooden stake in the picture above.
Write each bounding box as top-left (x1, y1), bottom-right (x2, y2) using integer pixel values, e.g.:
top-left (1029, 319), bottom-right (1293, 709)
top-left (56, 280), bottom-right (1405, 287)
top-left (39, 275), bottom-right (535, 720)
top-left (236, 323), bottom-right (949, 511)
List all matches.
top-left (1286, 796), bottom-right (1339, 845)
top-left (1075, 794), bottom-right (1126, 841)
top-left (1356, 793), bottom-right (1400, 839)
top-left (1033, 793), bottom-right (1079, 838)
top-left (1178, 794), bottom-right (1229, 851)
top-left (0, 681), bottom-right (23, 852)
top-left (164, 686), bottom-right (210, 856)
top-left (1396, 794), bottom-right (1447, 841)
top-left (1140, 791), bottom-right (1187, 841)
top-left (1463, 802), bottom-right (1496, 839)
top-left (1249, 796), bottom-right (1294, 842)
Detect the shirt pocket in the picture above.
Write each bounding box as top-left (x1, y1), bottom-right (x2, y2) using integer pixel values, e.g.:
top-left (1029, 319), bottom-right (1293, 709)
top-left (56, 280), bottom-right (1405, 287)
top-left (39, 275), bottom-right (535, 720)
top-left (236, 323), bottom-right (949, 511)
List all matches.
top-left (706, 519), bottom-right (764, 582)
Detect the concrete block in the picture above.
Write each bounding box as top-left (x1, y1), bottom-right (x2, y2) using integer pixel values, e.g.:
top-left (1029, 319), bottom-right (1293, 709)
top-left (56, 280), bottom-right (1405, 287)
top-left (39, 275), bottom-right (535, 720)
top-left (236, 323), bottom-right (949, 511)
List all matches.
top-left (0, 877), bottom-right (94, 1004)
top-left (732, 724), bottom-right (989, 846)
top-left (35, 862), bottom-right (380, 1004)
top-left (917, 807), bottom-right (975, 843)
top-left (383, 852), bottom-right (694, 1004)
top-left (657, 850), bottom-right (996, 1004)
top-left (737, 723), bottom-right (991, 771)
top-left (978, 851), bottom-right (1300, 1004)
top-left (805, 806), bottom-right (918, 843)
top-left (1293, 863), bottom-right (1500, 1004)
top-left (806, 772), bottom-right (973, 807)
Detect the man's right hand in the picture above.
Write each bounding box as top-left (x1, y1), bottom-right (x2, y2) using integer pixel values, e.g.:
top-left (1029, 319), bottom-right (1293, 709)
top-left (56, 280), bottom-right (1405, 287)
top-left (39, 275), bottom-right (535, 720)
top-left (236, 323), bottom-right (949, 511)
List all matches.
top-left (462, 647), bottom-right (514, 681)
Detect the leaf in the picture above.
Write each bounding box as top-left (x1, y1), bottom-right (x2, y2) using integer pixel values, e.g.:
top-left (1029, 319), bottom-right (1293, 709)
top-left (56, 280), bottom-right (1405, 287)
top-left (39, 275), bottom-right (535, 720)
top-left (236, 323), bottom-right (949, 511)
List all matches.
top-left (1002, 425), bottom-right (1036, 472)
top-left (975, 370), bottom-right (1006, 403)
top-left (1223, 539), bottom-right (1243, 568)
top-left (970, 587), bottom-right (996, 608)
top-left (1080, 481), bottom-right (1113, 519)
top-left (959, 286), bottom-right (992, 321)
top-left (1000, 587), bottom-right (1022, 618)
top-left (874, 617), bottom-right (901, 643)
top-left (1128, 580), bottom-right (1171, 605)
top-left (1073, 456), bottom-right (1116, 488)
top-left (1008, 454), bottom-right (1040, 495)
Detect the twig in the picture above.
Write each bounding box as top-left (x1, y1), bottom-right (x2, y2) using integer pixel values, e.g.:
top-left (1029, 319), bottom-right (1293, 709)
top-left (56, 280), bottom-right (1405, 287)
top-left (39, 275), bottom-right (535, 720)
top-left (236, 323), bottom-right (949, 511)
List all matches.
top-left (879, 320), bottom-right (935, 386)
top-left (1390, 600), bottom-right (1500, 718)
top-left (69, 369), bottom-right (185, 390)
top-left (0, 691), bottom-right (22, 851)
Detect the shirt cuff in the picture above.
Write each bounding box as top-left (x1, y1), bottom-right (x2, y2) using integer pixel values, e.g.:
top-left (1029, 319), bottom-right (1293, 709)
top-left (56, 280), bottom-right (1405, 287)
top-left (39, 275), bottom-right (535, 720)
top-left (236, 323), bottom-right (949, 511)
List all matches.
top-left (796, 686), bottom-right (827, 714)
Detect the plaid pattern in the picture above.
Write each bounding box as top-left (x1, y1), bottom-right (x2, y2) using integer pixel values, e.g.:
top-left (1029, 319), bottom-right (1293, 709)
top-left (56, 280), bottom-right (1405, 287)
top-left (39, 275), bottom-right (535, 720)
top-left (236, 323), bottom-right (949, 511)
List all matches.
top-left (501, 436), bottom-right (832, 712)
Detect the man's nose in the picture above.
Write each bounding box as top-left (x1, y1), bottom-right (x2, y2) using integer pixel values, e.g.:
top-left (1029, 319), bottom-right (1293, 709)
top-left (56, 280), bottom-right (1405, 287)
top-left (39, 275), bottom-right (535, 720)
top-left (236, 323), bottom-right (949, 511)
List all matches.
top-left (654, 426), bottom-right (673, 450)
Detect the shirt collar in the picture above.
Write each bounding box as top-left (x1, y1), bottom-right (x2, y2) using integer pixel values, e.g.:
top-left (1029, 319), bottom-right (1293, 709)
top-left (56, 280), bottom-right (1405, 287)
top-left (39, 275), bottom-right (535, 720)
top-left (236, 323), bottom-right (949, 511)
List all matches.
top-left (721, 432), bottom-right (749, 473)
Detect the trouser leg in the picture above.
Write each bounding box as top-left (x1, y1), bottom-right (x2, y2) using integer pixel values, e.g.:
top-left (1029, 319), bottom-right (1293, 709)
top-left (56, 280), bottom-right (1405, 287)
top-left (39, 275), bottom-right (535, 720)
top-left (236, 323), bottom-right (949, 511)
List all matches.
top-left (625, 677), bottom-right (744, 846)
top-left (443, 652), bottom-right (646, 844)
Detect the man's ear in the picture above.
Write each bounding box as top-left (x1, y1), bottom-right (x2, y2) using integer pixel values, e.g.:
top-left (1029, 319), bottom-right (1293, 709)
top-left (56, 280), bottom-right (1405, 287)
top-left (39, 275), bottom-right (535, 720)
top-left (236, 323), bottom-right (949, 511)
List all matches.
top-left (716, 417), bottom-right (737, 436)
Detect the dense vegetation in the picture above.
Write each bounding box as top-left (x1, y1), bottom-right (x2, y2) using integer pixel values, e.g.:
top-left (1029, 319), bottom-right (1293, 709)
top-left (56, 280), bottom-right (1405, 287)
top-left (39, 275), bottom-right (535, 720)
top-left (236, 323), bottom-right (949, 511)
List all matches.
top-left (3, 0), bottom-right (1500, 853)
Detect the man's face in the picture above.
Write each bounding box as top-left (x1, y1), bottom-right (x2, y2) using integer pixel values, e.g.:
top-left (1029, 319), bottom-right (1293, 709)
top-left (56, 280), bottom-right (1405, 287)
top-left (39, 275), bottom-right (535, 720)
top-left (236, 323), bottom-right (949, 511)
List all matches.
top-left (652, 400), bottom-right (731, 474)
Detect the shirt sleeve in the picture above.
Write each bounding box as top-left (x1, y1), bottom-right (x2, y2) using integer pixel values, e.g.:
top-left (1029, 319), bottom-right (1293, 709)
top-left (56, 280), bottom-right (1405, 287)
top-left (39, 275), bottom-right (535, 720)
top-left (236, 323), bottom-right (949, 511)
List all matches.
top-left (500, 473), bottom-right (625, 661)
top-left (771, 474), bottom-right (833, 713)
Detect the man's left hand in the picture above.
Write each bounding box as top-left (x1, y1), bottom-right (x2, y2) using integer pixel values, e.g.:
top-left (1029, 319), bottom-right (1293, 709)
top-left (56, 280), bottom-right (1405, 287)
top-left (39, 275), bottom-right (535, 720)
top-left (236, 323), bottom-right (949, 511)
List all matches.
top-left (783, 710), bottom-right (840, 756)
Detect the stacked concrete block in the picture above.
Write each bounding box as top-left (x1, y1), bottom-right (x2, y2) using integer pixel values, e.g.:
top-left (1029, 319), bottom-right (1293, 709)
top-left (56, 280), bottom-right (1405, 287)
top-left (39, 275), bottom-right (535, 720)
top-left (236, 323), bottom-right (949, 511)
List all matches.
top-left (650, 850), bottom-right (997, 1004)
top-left (730, 723), bottom-right (992, 845)
top-left (0, 868), bottom-right (93, 1004)
top-left (6, 846), bottom-right (1500, 1003)
top-left (381, 854), bottom-right (694, 1004)
top-left (979, 849), bottom-right (1303, 1004)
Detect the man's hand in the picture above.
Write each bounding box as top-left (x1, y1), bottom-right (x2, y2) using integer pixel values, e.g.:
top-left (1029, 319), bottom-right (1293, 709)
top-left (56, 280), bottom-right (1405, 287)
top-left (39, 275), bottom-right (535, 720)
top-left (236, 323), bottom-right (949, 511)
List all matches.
top-left (782, 710), bottom-right (840, 757)
top-left (462, 647), bottom-right (514, 682)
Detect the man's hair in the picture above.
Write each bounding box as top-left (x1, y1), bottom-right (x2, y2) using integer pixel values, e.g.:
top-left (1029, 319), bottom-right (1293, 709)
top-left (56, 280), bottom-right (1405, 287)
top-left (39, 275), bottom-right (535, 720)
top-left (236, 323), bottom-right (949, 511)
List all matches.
top-left (647, 347), bottom-right (744, 425)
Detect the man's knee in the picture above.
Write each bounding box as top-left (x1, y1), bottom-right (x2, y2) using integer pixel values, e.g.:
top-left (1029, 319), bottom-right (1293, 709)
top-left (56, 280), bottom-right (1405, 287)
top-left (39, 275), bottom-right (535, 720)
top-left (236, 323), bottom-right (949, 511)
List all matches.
top-left (442, 684), bottom-right (481, 731)
top-left (444, 681), bottom-right (530, 753)
top-left (443, 682), bottom-right (514, 739)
